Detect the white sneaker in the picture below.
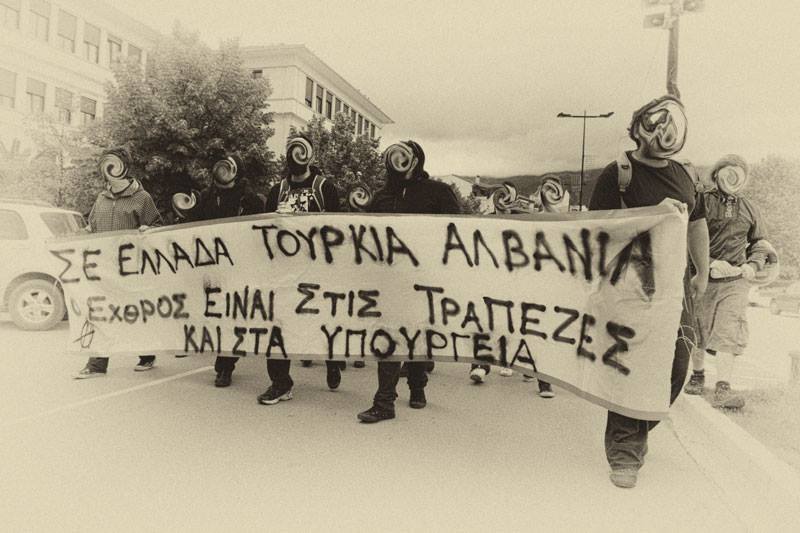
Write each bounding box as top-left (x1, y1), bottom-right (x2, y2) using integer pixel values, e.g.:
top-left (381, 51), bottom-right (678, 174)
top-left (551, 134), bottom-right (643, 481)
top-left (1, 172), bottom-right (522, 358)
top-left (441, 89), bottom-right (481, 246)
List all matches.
top-left (499, 368), bottom-right (513, 377)
top-left (134, 360), bottom-right (155, 372)
top-left (470, 367), bottom-right (487, 383)
top-left (74, 367), bottom-right (105, 379)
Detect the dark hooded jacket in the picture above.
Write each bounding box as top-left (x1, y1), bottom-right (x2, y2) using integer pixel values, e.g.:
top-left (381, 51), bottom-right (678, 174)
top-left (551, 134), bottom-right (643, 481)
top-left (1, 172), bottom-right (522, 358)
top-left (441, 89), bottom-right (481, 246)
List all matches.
top-left (189, 178), bottom-right (264, 222)
top-left (370, 173), bottom-right (461, 215)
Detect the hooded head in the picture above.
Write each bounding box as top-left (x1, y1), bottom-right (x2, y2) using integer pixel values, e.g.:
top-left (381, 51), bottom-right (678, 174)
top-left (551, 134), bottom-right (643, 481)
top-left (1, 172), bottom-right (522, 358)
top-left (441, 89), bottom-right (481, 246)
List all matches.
top-left (384, 139), bottom-right (427, 187)
top-left (629, 95), bottom-right (687, 159)
top-left (99, 147), bottom-right (134, 195)
top-left (286, 133), bottom-right (314, 177)
top-left (711, 154), bottom-right (749, 197)
top-left (212, 154), bottom-right (243, 188)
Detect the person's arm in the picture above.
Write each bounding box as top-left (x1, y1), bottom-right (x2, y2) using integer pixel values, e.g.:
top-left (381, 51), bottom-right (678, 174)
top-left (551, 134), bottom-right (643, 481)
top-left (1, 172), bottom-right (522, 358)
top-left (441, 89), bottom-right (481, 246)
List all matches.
top-left (87, 200), bottom-right (98, 233)
top-left (742, 201), bottom-right (768, 276)
top-left (588, 163), bottom-right (621, 211)
top-left (687, 192), bottom-right (709, 296)
top-left (139, 192), bottom-right (163, 228)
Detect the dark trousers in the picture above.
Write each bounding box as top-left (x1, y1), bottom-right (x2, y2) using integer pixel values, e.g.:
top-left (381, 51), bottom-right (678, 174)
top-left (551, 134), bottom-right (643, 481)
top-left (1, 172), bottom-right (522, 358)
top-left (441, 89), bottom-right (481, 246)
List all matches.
top-left (373, 361), bottom-right (429, 410)
top-left (605, 295), bottom-right (695, 471)
top-left (266, 359), bottom-right (345, 391)
top-left (86, 355), bottom-right (155, 372)
top-left (215, 356), bottom-right (237, 373)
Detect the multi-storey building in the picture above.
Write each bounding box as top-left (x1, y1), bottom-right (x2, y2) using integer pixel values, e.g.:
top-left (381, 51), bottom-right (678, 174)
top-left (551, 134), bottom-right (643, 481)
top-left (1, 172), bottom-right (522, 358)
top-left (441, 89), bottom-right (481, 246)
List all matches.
top-left (241, 44), bottom-right (392, 155)
top-left (0, 0), bottom-right (159, 152)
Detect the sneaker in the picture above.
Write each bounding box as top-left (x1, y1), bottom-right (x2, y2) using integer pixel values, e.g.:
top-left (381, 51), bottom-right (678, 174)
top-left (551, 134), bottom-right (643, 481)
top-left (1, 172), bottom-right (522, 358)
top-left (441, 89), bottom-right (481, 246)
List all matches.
top-left (470, 367), bottom-right (487, 384)
top-left (399, 364), bottom-right (409, 378)
top-left (73, 367), bottom-right (105, 379)
top-left (523, 374), bottom-right (535, 383)
top-left (134, 360), bottom-right (155, 372)
top-left (609, 468), bottom-right (638, 489)
top-left (214, 369), bottom-right (232, 388)
top-left (409, 388), bottom-right (427, 409)
top-left (499, 367), bottom-right (513, 377)
top-left (353, 361), bottom-right (366, 368)
top-left (538, 381), bottom-right (555, 398)
top-left (711, 381), bottom-right (745, 409)
top-left (357, 405), bottom-right (395, 423)
top-left (684, 372), bottom-right (705, 395)
top-left (257, 386), bottom-right (293, 405)
top-left (327, 364), bottom-right (342, 390)
top-left (301, 360), bottom-right (313, 368)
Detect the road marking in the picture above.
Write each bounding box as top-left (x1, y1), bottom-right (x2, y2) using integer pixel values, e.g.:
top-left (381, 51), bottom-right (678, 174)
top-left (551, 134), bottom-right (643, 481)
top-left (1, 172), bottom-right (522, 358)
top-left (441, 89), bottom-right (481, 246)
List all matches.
top-left (2, 365), bottom-right (213, 428)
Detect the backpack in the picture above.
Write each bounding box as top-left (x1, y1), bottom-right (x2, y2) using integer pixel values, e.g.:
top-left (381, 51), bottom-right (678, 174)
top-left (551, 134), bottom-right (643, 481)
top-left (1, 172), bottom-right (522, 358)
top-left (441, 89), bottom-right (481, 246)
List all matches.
top-left (616, 152), bottom-right (701, 208)
top-left (277, 174), bottom-right (327, 211)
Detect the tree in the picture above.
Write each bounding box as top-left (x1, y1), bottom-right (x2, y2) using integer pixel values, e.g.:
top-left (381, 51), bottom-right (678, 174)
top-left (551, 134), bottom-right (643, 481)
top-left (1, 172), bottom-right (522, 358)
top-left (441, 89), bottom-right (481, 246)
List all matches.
top-left (746, 155), bottom-right (800, 279)
top-left (100, 27), bottom-right (277, 210)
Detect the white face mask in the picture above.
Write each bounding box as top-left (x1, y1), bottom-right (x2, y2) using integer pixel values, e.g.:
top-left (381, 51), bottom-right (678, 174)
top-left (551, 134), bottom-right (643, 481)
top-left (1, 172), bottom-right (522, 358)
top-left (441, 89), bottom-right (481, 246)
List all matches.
top-left (716, 165), bottom-right (748, 196)
top-left (634, 100), bottom-right (687, 158)
top-left (213, 157), bottom-right (238, 186)
top-left (100, 152), bottom-right (132, 194)
top-left (384, 143), bottom-right (417, 181)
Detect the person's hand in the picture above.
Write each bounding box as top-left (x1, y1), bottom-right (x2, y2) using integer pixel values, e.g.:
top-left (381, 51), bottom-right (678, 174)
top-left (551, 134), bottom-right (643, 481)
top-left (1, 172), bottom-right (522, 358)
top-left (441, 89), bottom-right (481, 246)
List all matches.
top-left (691, 274), bottom-right (708, 298)
top-left (138, 225), bottom-right (151, 232)
top-left (710, 259), bottom-right (741, 279)
top-left (658, 197), bottom-right (688, 215)
top-left (740, 263), bottom-right (756, 281)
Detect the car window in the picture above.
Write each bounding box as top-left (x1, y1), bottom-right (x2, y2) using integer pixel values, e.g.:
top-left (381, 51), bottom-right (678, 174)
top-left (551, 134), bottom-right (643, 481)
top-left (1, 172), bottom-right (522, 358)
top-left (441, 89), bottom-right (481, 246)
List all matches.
top-left (40, 212), bottom-right (84, 236)
top-left (0, 209), bottom-right (28, 240)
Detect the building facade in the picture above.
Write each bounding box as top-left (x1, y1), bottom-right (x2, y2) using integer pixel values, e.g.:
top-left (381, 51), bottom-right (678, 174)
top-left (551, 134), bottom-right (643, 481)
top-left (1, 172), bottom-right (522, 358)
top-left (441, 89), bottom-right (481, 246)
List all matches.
top-left (0, 0), bottom-right (159, 153)
top-left (241, 44), bottom-right (392, 156)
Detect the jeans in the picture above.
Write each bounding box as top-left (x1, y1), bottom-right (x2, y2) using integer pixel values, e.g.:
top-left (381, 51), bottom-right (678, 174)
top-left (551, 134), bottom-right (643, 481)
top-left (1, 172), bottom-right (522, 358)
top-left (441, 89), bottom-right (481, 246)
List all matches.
top-left (86, 355), bottom-right (155, 373)
top-left (605, 292), bottom-right (696, 471)
top-left (373, 361), bottom-right (429, 411)
top-left (215, 356), bottom-right (237, 373)
top-left (266, 359), bottom-right (345, 391)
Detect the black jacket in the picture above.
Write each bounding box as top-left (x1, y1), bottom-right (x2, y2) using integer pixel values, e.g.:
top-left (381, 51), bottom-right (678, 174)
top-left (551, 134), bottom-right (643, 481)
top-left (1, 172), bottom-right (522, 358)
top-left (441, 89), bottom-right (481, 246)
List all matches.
top-left (189, 178), bottom-right (264, 222)
top-left (370, 175), bottom-right (461, 215)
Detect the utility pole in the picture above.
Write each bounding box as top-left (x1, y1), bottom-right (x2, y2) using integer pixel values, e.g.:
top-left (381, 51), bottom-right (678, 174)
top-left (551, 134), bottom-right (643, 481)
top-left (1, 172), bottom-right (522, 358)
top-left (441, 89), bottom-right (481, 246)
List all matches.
top-left (642, 0), bottom-right (705, 98)
top-left (556, 111), bottom-right (614, 209)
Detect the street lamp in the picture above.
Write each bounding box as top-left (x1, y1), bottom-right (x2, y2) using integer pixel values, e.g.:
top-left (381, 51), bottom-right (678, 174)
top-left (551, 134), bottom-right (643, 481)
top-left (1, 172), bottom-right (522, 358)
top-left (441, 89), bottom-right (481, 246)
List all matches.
top-left (556, 110), bottom-right (614, 209)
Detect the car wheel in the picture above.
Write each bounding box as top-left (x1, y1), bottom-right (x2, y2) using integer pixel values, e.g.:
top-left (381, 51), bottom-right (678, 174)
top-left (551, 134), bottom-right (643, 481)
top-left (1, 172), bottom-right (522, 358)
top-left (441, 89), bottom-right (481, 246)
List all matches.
top-left (8, 279), bottom-right (65, 331)
top-left (770, 299), bottom-right (781, 315)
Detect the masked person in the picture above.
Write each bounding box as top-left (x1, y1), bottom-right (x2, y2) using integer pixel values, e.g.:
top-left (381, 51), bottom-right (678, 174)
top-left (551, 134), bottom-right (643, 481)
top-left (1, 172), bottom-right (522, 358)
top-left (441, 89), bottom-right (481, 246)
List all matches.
top-left (589, 95), bottom-right (710, 488)
top-left (74, 147), bottom-right (163, 379)
top-left (357, 140), bottom-right (461, 423)
top-left (257, 133), bottom-right (343, 405)
top-left (178, 154), bottom-right (264, 387)
top-left (683, 155), bottom-right (769, 409)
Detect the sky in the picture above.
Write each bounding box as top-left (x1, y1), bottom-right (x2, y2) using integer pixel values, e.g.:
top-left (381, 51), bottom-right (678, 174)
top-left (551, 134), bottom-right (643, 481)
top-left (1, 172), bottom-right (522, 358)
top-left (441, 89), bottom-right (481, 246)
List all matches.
top-left (113, 0), bottom-right (800, 177)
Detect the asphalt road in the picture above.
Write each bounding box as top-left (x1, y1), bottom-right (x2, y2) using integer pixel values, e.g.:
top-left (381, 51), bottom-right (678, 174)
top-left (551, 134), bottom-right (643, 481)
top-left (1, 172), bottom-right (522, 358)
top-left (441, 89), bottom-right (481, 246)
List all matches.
top-left (0, 318), bottom-right (754, 532)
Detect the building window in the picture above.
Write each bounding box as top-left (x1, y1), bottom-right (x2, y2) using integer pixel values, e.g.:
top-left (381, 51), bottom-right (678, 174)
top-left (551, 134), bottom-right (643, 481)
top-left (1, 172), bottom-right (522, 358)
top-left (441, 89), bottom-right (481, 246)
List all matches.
top-left (55, 87), bottom-right (72, 124)
top-left (251, 69), bottom-right (263, 79)
top-left (83, 23), bottom-right (100, 63)
top-left (334, 97), bottom-right (342, 115)
top-left (363, 119), bottom-right (371, 137)
top-left (325, 91), bottom-right (333, 119)
top-left (0, 67), bottom-right (15, 108)
top-left (304, 77), bottom-right (314, 108)
top-left (27, 78), bottom-right (45, 113)
top-left (28, 0), bottom-right (50, 42)
top-left (80, 96), bottom-right (96, 124)
top-left (128, 44), bottom-right (142, 64)
top-left (315, 84), bottom-right (324, 114)
top-left (357, 115), bottom-right (363, 135)
top-left (57, 9), bottom-right (76, 53)
top-left (0, 0), bottom-right (20, 30)
top-left (108, 35), bottom-right (122, 64)
top-left (371, 124), bottom-right (376, 139)
top-left (343, 103), bottom-right (350, 117)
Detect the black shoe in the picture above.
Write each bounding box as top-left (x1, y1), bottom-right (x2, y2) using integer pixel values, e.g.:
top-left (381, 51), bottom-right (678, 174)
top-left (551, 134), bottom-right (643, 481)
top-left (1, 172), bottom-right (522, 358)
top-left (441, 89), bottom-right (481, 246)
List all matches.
top-left (399, 364), bottom-right (409, 378)
top-left (214, 369), bottom-right (232, 388)
top-left (409, 388), bottom-right (427, 409)
top-left (257, 386), bottom-right (293, 405)
top-left (357, 405), bottom-right (395, 423)
top-left (426, 361), bottom-right (435, 373)
top-left (301, 360), bottom-right (313, 367)
top-left (353, 361), bottom-right (366, 368)
top-left (538, 381), bottom-right (555, 398)
top-left (327, 364), bottom-right (342, 390)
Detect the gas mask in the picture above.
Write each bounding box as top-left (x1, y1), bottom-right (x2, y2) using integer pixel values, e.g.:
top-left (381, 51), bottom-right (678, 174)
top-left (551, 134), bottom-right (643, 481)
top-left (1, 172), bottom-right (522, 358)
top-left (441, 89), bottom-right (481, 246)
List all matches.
top-left (100, 149), bottom-right (132, 195)
top-left (630, 97), bottom-right (687, 159)
top-left (712, 155), bottom-right (749, 197)
top-left (212, 156), bottom-right (239, 187)
top-left (286, 136), bottom-right (313, 176)
top-left (383, 142), bottom-right (417, 184)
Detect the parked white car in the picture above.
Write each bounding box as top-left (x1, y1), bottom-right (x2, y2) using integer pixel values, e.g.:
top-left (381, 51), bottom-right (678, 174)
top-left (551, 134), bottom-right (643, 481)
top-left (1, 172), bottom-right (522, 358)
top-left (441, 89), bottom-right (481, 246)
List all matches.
top-left (0, 199), bottom-right (86, 330)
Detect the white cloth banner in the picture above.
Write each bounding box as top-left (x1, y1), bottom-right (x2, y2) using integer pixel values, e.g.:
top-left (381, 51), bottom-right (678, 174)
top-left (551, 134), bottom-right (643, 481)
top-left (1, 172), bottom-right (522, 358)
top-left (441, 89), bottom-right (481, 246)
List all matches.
top-left (49, 206), bottom-right (688, 419)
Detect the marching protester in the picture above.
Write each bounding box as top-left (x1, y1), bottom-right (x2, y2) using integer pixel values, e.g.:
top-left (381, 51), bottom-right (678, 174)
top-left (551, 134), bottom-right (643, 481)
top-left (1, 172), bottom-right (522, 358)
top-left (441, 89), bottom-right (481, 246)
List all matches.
top-left (74, 147), bottom-right (163, 379)
top-left (177, 153), bottom-right (265, 388)
top-left (683, 155), bottom-right (770, 409)
top-left (357, 140), bottom-right (461, 423)
top-left (257, 133), bottom-right (344, 405)
top-left (588, 95), bottom-right (710, 488)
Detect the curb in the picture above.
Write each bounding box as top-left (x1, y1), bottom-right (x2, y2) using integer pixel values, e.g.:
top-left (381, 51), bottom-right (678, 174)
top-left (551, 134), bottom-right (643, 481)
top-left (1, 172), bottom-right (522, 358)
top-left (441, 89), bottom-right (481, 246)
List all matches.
top-left (669, 394), bottom-right (800, 530)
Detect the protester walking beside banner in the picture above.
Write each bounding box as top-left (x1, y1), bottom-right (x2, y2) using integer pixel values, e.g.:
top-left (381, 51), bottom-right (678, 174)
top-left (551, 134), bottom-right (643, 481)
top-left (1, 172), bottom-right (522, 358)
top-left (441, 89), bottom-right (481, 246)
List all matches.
top-left (73, 147), bottom-right (163, 379)
top-left (589, 95), bottom-right (709, 489)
